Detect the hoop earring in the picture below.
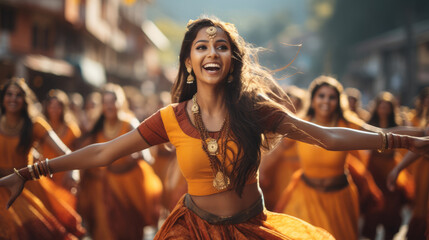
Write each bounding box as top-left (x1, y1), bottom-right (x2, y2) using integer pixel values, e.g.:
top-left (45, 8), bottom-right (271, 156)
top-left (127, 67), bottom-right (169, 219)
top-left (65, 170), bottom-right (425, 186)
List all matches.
top-left (187, 67), bottom-right (194, 84)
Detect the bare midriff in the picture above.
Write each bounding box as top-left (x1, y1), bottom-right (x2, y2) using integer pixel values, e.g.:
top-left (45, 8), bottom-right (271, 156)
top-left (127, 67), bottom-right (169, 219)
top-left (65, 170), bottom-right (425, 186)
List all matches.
top-left (189, 182), bottom-right (262, 217)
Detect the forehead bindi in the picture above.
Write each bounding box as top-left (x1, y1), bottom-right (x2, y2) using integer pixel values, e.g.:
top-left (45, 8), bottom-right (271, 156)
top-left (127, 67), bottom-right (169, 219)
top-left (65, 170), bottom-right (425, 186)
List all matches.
top-left (194, 27), bottom-right (229, 44)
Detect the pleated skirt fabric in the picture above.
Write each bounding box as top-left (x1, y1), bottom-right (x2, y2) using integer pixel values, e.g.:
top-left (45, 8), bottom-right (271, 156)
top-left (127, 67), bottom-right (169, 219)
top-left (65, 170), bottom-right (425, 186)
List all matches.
top-left (276, 170), bottom-right (359, 240)
top-left (154, 195), bottom-right (335, 240)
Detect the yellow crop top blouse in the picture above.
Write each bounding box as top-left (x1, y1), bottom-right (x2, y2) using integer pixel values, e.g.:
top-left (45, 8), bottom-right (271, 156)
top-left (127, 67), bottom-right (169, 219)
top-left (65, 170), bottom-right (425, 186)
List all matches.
top-left (138, 102), bottom-right (258, 196)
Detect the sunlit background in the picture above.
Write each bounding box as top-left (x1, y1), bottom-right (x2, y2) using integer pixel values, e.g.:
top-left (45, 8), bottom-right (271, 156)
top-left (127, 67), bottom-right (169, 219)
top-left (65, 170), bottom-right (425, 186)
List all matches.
top-left (0, 0), bottom-right (428, 106)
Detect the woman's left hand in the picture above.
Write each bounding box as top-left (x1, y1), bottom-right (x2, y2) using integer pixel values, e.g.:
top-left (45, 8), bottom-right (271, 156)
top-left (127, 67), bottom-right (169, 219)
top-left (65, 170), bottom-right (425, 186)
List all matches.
top-left (0, 173), bottom-right (25, 209)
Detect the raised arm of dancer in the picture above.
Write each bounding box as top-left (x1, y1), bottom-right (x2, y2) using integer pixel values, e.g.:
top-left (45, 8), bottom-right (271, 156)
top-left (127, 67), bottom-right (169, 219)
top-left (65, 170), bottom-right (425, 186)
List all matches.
top-left (386, 151), bottom-right (421, 192)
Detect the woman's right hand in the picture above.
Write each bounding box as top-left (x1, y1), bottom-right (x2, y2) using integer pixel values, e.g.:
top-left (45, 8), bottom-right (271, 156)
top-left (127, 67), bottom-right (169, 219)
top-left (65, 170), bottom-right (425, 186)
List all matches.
top-left (0, 173), bottom-right (25, 209)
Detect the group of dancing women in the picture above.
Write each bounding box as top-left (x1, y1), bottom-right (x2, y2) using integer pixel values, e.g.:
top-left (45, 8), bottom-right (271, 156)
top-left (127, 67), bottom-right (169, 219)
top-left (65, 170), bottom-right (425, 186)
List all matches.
top-left (0, 16), bottom-right (428, 240)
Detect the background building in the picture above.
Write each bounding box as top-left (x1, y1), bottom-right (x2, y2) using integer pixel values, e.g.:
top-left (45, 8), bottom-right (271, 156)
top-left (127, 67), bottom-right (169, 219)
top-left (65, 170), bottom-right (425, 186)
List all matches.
top-left (0, 0), bottom-right (171, 101)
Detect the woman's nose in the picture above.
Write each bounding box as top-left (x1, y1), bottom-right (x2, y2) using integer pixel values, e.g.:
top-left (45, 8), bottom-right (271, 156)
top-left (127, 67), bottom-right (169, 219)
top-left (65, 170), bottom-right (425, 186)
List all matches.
top-left (207, 46), bottom-right (218, 58)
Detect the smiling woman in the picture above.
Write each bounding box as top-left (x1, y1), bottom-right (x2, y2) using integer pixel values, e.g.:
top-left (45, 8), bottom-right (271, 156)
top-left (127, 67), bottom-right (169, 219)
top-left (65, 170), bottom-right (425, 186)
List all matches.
top-left (1, 16), bottom-right (429, 240)
top-left (0, 78), bottom-right (85, 239)
top-left (274, 76), bottom-right (374, 240)
top-left (185, 25), bottom-right (232, 87)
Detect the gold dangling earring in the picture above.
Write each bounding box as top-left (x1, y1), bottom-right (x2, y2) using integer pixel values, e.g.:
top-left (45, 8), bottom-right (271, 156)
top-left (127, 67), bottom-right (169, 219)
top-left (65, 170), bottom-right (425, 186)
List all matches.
top-left (187, 67), bottom-right (194, 84)
top-left (227, 70), bottom-right (233, 83)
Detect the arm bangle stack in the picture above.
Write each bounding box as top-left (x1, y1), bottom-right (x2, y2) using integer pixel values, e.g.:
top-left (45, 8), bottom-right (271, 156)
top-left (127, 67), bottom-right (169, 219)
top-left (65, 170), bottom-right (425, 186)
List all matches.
top-left (15, 159), bottom-right (53, 181)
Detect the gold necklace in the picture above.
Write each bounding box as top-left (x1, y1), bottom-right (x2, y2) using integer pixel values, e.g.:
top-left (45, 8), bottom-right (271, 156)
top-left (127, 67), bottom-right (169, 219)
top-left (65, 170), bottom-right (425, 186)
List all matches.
top-left (192, 94), bottom-right (231, 190)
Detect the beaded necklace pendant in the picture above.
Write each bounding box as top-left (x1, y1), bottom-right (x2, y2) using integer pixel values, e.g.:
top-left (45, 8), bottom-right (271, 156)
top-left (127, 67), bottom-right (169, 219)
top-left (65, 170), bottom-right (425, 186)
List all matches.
top-left (206, 138), bottom-right (218, 155)
top-left (213, 171), bottom-right (230, 191)
top-left (192, 94), bottom-right (231, 190)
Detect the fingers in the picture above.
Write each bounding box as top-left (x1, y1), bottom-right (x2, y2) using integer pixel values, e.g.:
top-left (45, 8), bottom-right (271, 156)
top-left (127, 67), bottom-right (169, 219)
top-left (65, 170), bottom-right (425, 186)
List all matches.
top-left (387, 181), bottom-right (396, 192)
top-left (6, 194), bottom-right (18, 209)
top-left (386, 172), bottom-right (397, 192)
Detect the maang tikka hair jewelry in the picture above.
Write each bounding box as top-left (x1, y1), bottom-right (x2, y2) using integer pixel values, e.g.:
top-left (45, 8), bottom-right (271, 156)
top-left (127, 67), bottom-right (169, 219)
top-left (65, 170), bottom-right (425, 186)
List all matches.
top-left (187, 66), bottom-right (194, 84)
top-left (206, 26), bottom-right (217, 39)
top-left (192, 94), bottom-right (231, 190)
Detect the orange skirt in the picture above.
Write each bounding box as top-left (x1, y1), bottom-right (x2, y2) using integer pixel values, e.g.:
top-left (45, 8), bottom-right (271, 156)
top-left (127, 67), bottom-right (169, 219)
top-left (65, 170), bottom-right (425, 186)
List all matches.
top-left (25, 179), bottom-right (85, 238)
top-left (0, 188), bottom-right (77, 240)
top-left (154, 194), bottom-right (334, 240)
top-left (78, 160), bottom-right (162, 240)
top-left (275, 170), bottom-right (359, 240)
top-left (261, 159), bottom-right (300, 210)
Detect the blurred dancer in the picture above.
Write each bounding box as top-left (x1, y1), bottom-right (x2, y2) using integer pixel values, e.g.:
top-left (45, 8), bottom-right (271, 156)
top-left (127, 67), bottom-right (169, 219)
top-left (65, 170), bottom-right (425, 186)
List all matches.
top-left (345, 87), bottom-right (370, 122)
top-left (260, 85), bottom-right (306, 210)
top-left (77, 83), bottom-right (162, 240)
top-left (275, 76), bottom-right (383, 240)
top-left (38, 89), bottom-right (81, 192)
top-left (403, 87), bottom-right (429, 239)
top-left (0, 78), bottom-right (84, 239)
top-left (362, 91), bottom-right (414, 240)
top-left (80, 91), bottom-right (102, 134)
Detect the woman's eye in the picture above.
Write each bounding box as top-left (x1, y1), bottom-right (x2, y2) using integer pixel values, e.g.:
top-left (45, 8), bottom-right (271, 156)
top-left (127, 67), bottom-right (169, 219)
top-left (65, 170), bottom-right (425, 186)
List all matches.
top-left (196, 45), bottom-right (207, 50)
top-left (217, 45), bottom-right (228, 50)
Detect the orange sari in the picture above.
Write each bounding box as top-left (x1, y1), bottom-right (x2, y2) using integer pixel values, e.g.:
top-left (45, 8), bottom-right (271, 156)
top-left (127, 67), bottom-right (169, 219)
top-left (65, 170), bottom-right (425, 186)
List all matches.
top-left (260, 138), bottom-right (300, 210)
top-left (38, 121), bottom-right (81, 189)
top-left (275, 120), bottom-right (360, 240)
top-left (404, 115), bottom-right (429, 239)
top-left (0, 117), bottom-right (84, 239)
top-left (77, 119), bottom-right (162, 240)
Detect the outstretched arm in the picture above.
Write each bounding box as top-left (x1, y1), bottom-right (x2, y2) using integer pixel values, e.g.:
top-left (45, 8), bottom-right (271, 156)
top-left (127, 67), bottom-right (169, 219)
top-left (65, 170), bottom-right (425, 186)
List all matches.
top-left (277, 112), bottom-right (429, 156)
top-left (0, 129), bottom-right (150, 208)
top-left (49, 129), bottom-right (149, 172)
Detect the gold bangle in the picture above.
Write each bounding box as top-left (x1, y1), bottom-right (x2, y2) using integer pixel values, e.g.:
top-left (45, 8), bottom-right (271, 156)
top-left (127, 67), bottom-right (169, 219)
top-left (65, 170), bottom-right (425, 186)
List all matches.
top-left (387, 132), bottom-right (394, 149)
top-left (13, 168), bottom-right (26, 181)
top-left (34, 162), bottom-right (41, 179)
top-left (28, 165), bottom-right (36, 180)
top-left (377, 132), bottom-right (386, 153)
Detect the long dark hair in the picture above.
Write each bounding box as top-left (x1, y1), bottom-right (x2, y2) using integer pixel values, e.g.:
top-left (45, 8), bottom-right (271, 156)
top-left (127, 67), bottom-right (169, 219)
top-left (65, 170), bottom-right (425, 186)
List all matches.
top-left (368, 91), bottom-right (399, 128)
top-left (87, 83), bottom-right (134, 140)
top-left (171, 17), bottom-right (291, 196)
top-left (43, 89), bottom-right (71, 124)
top-left (0, 78), bottom-right (35, 153)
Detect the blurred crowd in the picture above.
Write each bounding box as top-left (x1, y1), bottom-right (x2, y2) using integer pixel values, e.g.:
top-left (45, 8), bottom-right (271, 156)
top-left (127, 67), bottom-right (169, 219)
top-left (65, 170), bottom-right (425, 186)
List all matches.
top-left (0, 76), bottom-right (428, 240)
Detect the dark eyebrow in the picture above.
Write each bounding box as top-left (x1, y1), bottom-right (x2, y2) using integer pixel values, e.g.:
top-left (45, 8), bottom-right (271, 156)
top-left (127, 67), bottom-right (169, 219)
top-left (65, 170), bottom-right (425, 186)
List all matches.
top-left (194, 39), bottom-right (228, 46)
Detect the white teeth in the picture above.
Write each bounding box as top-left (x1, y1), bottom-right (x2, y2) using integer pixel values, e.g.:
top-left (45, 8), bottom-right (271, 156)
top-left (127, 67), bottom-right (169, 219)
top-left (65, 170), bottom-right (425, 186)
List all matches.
top-left (203, 63), bottom-right (220, 68)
